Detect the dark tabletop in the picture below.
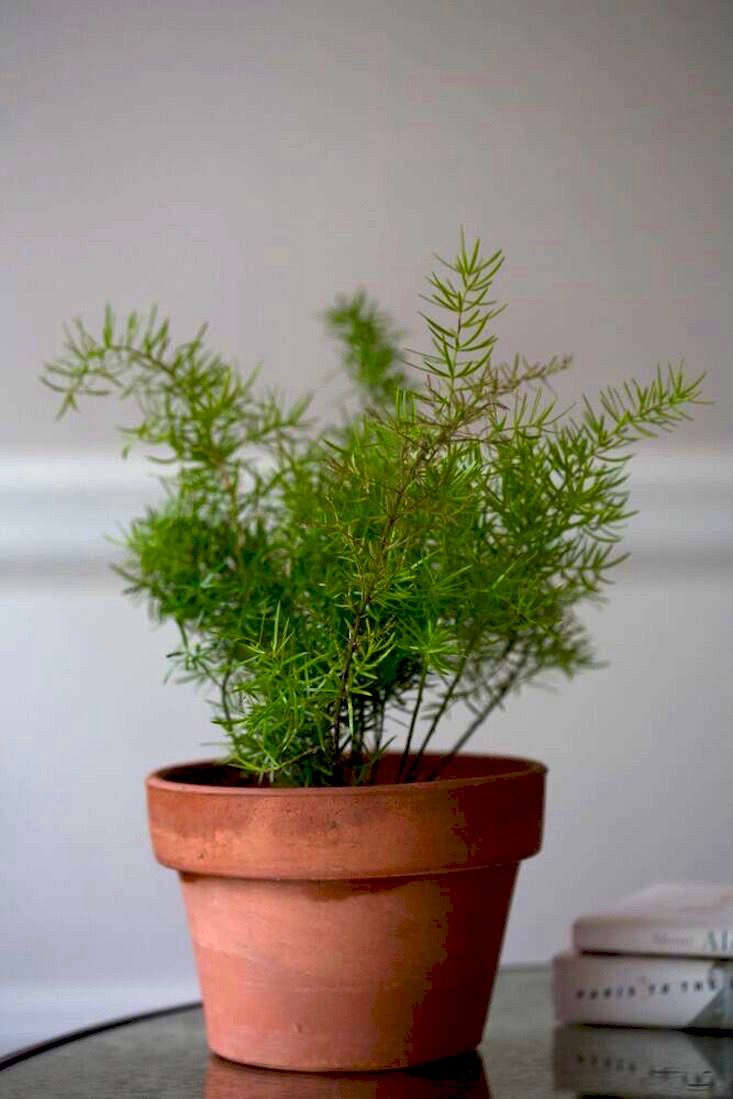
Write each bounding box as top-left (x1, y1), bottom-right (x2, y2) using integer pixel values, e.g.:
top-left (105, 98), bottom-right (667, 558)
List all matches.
top-left (2, 967), bottom-right (732, 1097)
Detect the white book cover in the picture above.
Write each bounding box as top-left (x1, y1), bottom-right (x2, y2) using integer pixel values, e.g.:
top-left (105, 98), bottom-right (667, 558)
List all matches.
top-left (553, 952), bottom-right (733, 1030)
top-left (573, 883), bottom-right (733, 958)
top-left (554, 1023), bottom-right (733, 1097)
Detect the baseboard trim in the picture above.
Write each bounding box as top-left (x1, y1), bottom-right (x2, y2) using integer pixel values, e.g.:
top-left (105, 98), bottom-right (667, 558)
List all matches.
top-left (1, 449), bottom-right (730, 579)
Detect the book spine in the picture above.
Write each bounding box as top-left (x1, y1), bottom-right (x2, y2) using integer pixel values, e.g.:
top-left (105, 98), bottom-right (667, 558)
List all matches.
top-left (553, 954), bottom-right (733, 1029)
top-left (573, 923), bottom-right (733, 958)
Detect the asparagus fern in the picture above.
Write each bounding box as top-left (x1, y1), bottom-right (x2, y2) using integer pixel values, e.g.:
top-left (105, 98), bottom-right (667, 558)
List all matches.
top-left (42, 233), bottom-right (704, 785)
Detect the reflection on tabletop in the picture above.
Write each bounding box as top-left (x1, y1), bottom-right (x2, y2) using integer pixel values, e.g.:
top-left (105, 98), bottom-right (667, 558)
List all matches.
top-left (553, 1023), bottom-right (733, 1097)
top-left (205, 1047), bottom-right (491, 1097)
top-left (205, 1023), bottom-right (733, 1098)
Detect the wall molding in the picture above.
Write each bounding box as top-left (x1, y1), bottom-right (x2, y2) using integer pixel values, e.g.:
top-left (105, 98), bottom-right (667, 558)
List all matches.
top-left (1, 449), bottom-right (731, 578)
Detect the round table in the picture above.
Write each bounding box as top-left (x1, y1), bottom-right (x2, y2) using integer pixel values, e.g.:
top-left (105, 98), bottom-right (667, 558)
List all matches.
top-left (2, 967), bottom-right (730, 1097)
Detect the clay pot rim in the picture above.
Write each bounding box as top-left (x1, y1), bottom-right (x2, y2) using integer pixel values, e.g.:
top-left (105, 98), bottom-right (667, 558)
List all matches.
top-left (146, 752), bottom-right (547, 798)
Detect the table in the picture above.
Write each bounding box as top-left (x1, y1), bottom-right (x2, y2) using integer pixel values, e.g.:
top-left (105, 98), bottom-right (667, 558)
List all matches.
top-left (2, 967), bottom-right (732, 1097)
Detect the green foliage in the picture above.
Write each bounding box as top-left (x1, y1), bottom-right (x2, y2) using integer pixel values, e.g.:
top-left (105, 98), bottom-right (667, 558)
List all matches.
top-left (324, 290), bottom-right (408, 406)
top-left (42, 233), bottom-right (705, 785)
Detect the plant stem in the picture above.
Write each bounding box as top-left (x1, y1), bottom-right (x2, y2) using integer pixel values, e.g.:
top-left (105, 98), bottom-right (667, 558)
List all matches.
top-left (397, 663), bottom-right (427, 780)
top-left (331, 604), bottom-right (367, 757)
top-left (328, 443), bottom-right (427, 757)
top-left (401, 652), bottom-right (469, 782)
top-left (220, 666), bottom-right (234, 730)
top-left (425, 645), bottom-right (527, 780)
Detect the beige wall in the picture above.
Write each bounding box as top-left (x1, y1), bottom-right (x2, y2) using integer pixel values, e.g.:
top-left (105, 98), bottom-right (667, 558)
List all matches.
top-left (4, 0), bottom-right (731, 451)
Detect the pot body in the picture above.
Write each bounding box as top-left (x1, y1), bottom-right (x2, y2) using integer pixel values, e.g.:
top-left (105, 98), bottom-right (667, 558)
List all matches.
top-left (146, 752), bottom-right (545, 1072)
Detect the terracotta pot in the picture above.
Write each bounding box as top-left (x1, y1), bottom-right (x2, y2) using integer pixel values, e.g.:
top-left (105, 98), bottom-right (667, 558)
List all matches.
top-left (146, 752), bottom-right (545, 1072)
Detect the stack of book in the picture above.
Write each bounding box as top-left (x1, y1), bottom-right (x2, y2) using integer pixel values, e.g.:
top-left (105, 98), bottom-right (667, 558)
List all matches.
top-left (552, 884), bottom-right (733, 1096)
top-left (553, 882), bottom-right (733, 1030)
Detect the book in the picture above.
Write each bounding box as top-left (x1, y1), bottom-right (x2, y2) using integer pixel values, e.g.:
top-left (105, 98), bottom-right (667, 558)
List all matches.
top-left (553, 1023), bottom-right (733, 1097)
top-left (573, 883), bottom-right (733, 958)
top-left (553, 952), bottom-right (733, 1030)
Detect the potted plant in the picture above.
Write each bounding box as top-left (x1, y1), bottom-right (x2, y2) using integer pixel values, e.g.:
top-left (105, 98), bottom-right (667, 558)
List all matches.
top-left (42, 233), bottom-right (703, 1072)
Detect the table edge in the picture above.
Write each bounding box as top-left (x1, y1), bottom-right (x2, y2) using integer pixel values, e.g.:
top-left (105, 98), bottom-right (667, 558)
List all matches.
top-left (0, 1001), bottom-right (202, 1071)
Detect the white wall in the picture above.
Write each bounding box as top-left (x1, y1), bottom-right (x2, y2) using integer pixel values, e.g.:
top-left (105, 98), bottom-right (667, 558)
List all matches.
top-left (4, 0), bottom-right (732, 449)
top-left (3, 0), bottom-right (732, 1055)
